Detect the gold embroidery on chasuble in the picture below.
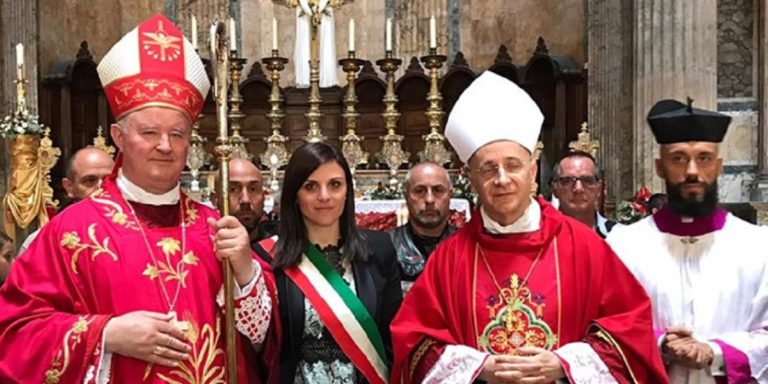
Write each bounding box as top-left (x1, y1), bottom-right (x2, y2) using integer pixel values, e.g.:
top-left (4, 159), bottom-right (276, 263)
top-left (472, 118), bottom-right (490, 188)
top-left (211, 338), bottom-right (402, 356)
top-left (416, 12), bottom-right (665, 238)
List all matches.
top-left (44, 316), bottom-right (91, 384)
top-left (142, 237), bottom-right (199, 288)
top-left (91, 191), bottom-right (140, 231)
top-left (155, 312), bottom-right (225, 384)
top-left (479, 274), bottom-right (557, 355)
top-left (61, 224), bottom-right (118, 275)
top-left (184, 197), bottom-right (199, 226)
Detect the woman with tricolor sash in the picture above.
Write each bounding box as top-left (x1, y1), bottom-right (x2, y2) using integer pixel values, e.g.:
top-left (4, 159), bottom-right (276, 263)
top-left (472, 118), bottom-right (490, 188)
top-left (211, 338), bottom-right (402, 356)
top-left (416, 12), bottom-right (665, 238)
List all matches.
top-left (259, 143), bottom-right (403, 384)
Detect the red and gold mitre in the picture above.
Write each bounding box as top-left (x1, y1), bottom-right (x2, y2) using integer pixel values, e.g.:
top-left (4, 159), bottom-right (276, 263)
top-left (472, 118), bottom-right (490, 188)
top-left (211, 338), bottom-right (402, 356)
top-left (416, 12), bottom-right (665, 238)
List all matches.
top-left (97, 13), bottom-right (210, 122)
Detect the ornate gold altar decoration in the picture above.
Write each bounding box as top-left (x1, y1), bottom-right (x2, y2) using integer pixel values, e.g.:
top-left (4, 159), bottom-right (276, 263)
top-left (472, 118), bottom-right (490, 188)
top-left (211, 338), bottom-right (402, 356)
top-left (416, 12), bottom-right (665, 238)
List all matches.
top-left (186, 115), bottom-right (210, 192)
top-left (376, 53), bottom-right (409, 184)
top-left (274, 0), bottom-right (353, 143)
top-left (90, 126), bottom-right (116, 156)
top-left (568, 122), bottom-right (599, 157)
top-left (261, 50), bottom-right (290, 191)
top-left (419, 48), bottom-right (452, 165)
top-left (228, 54), bottom-right (251, 160)
top-left (531, 141), bottom-right (544, 195)
top-left (339, 51), bottom-right (368, 175)
top-left (2, 53), bottom-right (60, 240)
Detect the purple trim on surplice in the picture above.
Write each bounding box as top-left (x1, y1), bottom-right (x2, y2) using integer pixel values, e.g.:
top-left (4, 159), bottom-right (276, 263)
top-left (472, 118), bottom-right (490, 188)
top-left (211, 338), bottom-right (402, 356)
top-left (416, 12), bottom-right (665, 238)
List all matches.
top-left (712, 339), bottom-right (754, 384)
top-left (653, 206), bottom-right (727, 237)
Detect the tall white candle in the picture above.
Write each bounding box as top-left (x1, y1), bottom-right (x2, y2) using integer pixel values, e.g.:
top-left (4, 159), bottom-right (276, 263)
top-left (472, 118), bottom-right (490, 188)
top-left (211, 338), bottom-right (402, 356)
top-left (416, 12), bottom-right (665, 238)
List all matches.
top-left (349, 19), bottom-right (355, 52)
top-left (272, 17), bottom-right (279, 51)
top-left (191, 16), bottom-right (198, 50)
top-left (229, 17), bottom-right (237, 52)
top-left (15, 43), bottom-right (24, 67)
top-left (385, 18), bottom-right (392, 52)
top-left (429, 16), bottom-right (436, 49)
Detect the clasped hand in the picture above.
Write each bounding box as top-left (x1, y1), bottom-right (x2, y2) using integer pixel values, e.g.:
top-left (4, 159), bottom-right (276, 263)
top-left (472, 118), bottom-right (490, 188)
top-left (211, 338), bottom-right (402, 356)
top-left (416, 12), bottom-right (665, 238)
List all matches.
top-left (478, 347), bottom-right (566, 384)
top-left (662, 326), bottom-right (714, 370)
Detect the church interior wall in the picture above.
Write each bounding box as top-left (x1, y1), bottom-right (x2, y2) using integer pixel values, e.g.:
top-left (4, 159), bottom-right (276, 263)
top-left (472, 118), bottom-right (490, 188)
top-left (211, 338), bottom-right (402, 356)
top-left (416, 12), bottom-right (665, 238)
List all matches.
top-left (716, 0), bottom-right (759, 202)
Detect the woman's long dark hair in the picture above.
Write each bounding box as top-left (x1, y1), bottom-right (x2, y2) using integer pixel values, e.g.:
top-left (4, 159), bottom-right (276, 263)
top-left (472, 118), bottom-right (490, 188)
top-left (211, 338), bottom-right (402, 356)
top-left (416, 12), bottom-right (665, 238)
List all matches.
top-left (273, 142), bottom-right (368, 270)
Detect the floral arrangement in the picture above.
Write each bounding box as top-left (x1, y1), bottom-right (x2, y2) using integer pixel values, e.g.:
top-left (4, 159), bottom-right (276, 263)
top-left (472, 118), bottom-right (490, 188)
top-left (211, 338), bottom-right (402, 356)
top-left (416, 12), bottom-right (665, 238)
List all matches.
top-left (369, 180), bottom-right (403, 200)
top-left (615, 185), bottom-right (651, 224)
top-left (452, 167), bottom-right (477, 206)
top-left (0, 109), bottom-right (45, 138)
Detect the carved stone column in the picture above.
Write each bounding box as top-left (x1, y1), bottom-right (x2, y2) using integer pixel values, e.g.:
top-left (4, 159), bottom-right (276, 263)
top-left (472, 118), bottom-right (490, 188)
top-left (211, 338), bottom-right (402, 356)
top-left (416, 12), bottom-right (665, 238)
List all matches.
top-left (587, 0), bottom-right (634, 210)
top-left (589, 0), bottom-right (718, 206)
top-left (632, 0), bottom-right (718, 192)
top-left (753, 1), bottom-right (768, 200)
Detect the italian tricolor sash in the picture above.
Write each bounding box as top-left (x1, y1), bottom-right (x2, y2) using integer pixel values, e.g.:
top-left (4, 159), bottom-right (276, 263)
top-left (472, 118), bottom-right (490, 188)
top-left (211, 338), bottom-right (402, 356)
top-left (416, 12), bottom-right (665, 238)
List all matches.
top-left (284, 244), bottom-right (388, 384)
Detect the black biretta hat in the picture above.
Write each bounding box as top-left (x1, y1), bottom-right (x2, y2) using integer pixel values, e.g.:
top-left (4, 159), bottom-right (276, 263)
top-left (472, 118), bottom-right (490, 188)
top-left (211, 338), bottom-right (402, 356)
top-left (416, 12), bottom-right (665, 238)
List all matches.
top-left (647, 97), bottom-right (731, 144)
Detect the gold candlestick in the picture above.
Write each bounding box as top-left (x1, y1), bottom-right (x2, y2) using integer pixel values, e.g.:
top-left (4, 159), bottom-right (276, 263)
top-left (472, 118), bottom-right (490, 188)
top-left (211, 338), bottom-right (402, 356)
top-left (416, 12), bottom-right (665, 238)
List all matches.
top-left (261, 50), bottom-right (290, 188)
top-left (339, 51), bottom-right (367, 175)
top-left (419, 48), bottom-right (451, 165)
top-left (375, 52), bottom-right (410, 183)
top-left (228, 56), bottom-right (251, 159)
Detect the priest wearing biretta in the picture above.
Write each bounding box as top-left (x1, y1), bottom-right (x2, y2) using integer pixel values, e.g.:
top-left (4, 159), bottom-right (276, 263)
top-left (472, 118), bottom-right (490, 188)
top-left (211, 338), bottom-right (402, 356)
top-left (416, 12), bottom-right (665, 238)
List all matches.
top-left (608, 98), bottom-right (768, 384)
top-left (390, 71), bottom-right (668, 383)
top-left (0, 13), bottom-right (277, 383)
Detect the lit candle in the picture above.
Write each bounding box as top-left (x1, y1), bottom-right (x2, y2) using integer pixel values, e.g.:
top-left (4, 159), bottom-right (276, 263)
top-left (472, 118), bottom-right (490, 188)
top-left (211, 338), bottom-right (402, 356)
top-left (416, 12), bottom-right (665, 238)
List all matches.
top-left (229, 17), bottom-right (237, 52)
top-left (348, 19), bottom-right (355, 52)
top-left (429, 16), bottom-right (436, 49)
top-left (385, 18), bottom-right (392, 52)
top-left (272, 17), bottom-right (279, 51)
top-left (191, 16), bottom-right (198, 50)
top-left (15, 43), bottom-right (24, 67)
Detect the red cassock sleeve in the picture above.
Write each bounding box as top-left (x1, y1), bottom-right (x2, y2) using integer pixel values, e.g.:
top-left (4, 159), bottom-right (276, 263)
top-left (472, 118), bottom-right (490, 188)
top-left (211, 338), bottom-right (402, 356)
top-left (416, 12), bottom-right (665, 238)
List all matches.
top-left (0, 218), bottom-right (111, 383)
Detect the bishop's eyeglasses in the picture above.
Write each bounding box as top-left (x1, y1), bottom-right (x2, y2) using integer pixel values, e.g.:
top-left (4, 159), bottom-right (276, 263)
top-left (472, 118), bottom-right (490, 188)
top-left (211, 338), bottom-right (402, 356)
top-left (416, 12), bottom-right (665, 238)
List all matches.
top-left (552, 175), bottom-right (600, 188)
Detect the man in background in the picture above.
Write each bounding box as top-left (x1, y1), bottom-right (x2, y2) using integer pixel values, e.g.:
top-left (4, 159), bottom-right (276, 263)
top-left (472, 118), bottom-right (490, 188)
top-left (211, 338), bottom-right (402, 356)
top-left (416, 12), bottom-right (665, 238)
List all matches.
top-left (551, 151), bottom-right (618, 238)
top-left (19, 147), bottom-right (114, 253)
top-left (389, 162), bottom-right (456, 292)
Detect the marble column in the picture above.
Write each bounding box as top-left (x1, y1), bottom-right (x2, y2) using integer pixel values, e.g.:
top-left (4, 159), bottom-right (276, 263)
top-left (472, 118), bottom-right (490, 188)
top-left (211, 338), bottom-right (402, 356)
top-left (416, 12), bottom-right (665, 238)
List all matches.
top-left (589, 0), bottom-right (718, 207)
top-left (753, 0), bottom-right (768, 200)
top-left (587, 0), bottom-right (634, 210)
top-left (632, 0), bottom-right (718, 192)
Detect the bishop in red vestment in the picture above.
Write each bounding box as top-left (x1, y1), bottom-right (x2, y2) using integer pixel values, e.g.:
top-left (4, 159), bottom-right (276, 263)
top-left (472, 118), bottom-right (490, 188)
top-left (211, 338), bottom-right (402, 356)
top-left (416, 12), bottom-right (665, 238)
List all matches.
top-left (0, 14), bottom-right (276, 383)
top-left (390, 71), bottom-right (668, 383)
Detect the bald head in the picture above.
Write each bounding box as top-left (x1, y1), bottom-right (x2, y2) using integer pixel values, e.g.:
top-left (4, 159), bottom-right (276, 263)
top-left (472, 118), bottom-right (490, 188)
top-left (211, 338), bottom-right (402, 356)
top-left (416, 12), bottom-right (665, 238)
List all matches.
top-left (228, 158), bottom-right (266, 234)
top-left (63, 147), bottom-right (115, 199)
top-left (403, 162), bottom-right (453, 236)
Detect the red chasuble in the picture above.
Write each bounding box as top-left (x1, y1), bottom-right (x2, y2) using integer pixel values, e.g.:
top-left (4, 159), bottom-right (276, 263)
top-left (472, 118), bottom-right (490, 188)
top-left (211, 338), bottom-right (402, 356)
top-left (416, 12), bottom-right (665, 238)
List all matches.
top-left (0, 177), bottom-right (277, 383)
top-left (391, 197), bottom-right (668, 383)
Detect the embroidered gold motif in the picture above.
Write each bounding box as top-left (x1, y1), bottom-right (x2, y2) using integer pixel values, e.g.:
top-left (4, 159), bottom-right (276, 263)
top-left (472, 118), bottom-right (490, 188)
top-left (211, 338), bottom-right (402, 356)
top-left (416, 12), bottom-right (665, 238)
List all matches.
top-left (184, 198), bottom-right (199, 226)
top-left (157, 313), bottom-right (225, 384)
top-left (91, 192), bottom-right (140, 230)
top-left (142, 237), bottom-right (198, 287)
top-left (61, 224), bottom-right (118, 274)
top-left (142, 20), bottom-right (182, 62)
top-left (479, 274), bottom-right (557, 355)
top-left (44, 316), bottom-right (90, 383)
top-left (408, 338), bottom-right (437, 379)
